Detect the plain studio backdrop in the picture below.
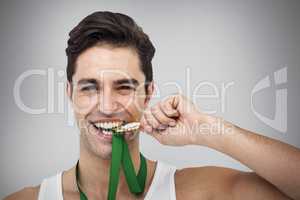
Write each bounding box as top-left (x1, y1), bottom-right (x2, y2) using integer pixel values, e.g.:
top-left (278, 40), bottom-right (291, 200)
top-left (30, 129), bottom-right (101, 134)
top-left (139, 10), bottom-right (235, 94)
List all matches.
top-left (1, 0), bottom-right (300, 198)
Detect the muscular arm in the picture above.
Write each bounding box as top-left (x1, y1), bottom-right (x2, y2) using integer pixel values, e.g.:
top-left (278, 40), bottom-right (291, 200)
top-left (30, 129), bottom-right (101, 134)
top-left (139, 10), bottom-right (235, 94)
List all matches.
top-left (141, 94), bottom-right (300, 199)
top-left (192, 116), bottom-right (300, 200)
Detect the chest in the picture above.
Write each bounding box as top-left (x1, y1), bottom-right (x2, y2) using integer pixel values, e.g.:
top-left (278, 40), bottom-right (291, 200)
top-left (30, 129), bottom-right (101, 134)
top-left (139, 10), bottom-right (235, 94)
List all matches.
top-left (62, 190), bottom-right (147, 200)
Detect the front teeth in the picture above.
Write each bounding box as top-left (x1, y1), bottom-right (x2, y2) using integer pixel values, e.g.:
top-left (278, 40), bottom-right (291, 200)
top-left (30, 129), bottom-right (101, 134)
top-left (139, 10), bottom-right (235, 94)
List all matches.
top-left (94, 121), bottom-right (122, 130)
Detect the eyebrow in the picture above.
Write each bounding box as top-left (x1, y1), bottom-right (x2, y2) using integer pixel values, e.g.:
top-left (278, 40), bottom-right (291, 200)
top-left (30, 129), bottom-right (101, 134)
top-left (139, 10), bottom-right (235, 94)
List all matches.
top-left (76, 78), bottom-right (139, 86)
top-left (77, 78), bottom-right (98, 85)
top-left (113, 78), bottom-right (139, 86)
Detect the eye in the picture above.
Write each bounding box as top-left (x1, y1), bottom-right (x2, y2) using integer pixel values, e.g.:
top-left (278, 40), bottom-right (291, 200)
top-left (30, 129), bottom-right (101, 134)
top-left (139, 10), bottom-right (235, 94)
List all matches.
top-left (118, 85), bottom-right (135, 90)
top-left (116, 85), bottom-right (136, 95)
top-left (80, 85), bottom-right (97, 91)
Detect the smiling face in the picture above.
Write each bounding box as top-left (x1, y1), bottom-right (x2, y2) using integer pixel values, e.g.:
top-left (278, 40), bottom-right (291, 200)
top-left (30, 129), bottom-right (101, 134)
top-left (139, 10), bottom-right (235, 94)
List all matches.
top-left (67, 44), bottom-right (153, 159)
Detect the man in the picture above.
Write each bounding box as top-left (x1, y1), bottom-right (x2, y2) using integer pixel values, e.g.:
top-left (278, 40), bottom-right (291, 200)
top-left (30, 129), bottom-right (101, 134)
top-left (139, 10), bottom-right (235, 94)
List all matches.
top-left (5, 11), bottom-right (300, 200)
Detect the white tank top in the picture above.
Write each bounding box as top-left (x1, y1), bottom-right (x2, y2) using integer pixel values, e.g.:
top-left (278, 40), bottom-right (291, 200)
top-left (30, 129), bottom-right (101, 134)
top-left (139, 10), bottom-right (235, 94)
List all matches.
top-left (38, 161), bottom-right (177, 200)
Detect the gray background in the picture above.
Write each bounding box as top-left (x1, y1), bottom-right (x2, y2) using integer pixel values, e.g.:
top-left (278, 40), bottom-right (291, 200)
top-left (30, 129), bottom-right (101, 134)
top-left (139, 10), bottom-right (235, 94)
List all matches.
top-left (1, 0), bottom-right (300, 198)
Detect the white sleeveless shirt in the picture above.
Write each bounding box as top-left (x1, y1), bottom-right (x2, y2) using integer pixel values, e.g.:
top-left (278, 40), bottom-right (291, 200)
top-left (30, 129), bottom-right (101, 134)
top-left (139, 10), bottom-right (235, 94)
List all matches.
top-left (38, 161), bottom-right (177, 200)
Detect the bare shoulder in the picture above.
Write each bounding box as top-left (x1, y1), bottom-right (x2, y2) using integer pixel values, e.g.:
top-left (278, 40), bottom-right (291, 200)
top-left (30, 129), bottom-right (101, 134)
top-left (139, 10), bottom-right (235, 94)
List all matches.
top-left (3, 185), bottom-right (40, 200)
top-left (174, 166), bottom-right (241, 200)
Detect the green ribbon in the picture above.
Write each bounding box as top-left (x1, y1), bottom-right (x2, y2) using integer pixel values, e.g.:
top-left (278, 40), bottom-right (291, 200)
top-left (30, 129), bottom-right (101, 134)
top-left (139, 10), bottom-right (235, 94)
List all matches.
top-left (76, 130), bottom-right (147, 200)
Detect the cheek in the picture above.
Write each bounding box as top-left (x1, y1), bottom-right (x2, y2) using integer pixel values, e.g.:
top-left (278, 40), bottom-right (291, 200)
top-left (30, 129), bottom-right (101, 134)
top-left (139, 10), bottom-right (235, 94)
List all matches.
top-left (126, 96), bottom-right (147, 120)
top-left (116, 95), bottom-right (133, 108)
top-left (73, 94), bottom-right (99, 116)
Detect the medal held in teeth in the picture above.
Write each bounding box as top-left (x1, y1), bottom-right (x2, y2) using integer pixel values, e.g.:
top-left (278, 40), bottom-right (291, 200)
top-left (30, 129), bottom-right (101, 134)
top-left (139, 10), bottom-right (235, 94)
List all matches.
top-left (76, 122), bottom-right (147, 200)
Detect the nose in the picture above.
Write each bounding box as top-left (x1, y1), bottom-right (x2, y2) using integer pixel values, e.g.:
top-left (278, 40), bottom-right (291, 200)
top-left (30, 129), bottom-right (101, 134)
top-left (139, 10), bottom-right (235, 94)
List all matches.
top-left (97, 88), bottom-right (119, 115)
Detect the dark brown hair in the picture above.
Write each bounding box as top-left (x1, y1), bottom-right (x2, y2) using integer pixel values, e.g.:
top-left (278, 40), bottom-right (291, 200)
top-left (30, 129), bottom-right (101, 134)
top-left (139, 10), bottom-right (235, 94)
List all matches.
top-left (65, 11), bottom-right (155, 90)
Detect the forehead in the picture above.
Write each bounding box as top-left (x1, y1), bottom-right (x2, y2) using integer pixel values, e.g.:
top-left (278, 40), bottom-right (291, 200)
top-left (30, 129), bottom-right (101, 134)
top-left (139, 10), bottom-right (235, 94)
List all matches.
top-left (73, 44), bottom-right (145, 83)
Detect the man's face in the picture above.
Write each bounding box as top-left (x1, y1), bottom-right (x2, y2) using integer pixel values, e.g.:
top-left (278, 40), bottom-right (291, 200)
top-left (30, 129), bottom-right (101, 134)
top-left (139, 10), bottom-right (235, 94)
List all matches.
top-left (67, 44), bottom-right (152, 159)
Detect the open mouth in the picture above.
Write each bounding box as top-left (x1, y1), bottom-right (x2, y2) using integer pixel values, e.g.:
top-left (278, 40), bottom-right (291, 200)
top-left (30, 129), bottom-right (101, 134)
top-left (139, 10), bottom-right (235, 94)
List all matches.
top-left (90, 121), bottom-right (124, 136)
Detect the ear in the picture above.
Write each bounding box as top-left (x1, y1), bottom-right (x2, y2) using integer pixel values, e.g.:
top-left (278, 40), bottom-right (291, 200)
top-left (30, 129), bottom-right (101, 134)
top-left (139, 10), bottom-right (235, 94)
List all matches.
top-left (144, 81), bottom-right (154, 106)
top-left (66, 81), bottom-right (73, 102)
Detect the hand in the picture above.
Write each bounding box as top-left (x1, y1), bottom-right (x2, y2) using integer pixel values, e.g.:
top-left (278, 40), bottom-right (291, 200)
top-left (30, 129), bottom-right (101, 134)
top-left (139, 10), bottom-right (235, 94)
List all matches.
top-left (140, 94), bottom-right (209, 146)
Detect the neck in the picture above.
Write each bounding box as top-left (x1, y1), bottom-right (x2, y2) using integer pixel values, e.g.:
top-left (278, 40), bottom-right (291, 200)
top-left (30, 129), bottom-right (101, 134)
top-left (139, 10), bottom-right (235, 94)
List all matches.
top-left (77, 137), bottom-right (141, 198)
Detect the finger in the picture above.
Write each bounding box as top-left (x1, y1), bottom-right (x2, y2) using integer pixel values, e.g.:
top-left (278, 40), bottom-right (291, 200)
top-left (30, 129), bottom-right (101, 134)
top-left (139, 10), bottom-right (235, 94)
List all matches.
top-left (140, 115), bottom-right (153, 133)
top-left (143, 109), bottom-right (163, 130)
top-left (161, 98), bottom-right (180, 118)
top-left (151, 103), bottom-right (177, 127)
